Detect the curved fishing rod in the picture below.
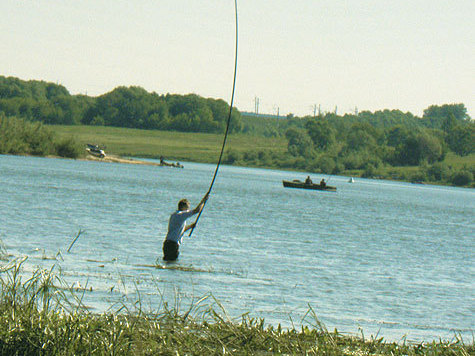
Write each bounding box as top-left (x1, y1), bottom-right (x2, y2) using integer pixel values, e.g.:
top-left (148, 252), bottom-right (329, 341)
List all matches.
top-left (189, 0), bottom-right (238, 237)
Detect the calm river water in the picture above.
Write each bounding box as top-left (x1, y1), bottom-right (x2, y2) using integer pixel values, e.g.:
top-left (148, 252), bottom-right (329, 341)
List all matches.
top-left (1, 154), bottom-right (473, 343)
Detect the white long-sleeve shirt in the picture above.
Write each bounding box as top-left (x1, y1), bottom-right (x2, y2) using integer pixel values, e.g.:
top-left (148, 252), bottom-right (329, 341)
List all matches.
top-left (165, 210), bottom-right (196, 244)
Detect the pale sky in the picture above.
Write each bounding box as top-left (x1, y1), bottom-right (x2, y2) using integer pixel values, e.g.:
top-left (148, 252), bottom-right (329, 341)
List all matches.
top-left (1, 0), bottom-right (474, 118)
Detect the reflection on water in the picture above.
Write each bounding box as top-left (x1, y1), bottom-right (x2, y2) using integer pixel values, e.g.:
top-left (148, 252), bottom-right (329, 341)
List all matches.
top-left (0, 154), bottom-right (474, 342)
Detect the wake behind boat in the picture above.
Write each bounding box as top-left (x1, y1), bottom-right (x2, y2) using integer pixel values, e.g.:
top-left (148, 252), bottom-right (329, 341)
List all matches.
top-left (283, 179), bottom-right (337, 191)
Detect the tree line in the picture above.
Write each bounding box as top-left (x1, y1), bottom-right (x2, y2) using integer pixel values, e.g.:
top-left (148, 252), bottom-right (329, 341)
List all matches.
top-left (0, 76), bottom-right (241, 133)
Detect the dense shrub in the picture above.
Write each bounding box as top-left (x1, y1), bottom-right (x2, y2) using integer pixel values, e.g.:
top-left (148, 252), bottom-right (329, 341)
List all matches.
top-left (332, 161), bottom-right (345, 175)
top-left (316, 155), bottom-right (336, 174)
top-left (361, 164), bottom-right (380, 178)
top-left (0, 114), bottom-right (82, 158)
top-left (451, 170), bottom-right (473, 186)
top-left (426, 162), bottom-right (451, 182)
top-left (0, 115), bottom-right (53, 155)
top-left (410, 169), bottom-right (428, 183)
top-left (223, 149), bottom-right (241, 165)
top-left (55, 137), bottom-right (82, 158)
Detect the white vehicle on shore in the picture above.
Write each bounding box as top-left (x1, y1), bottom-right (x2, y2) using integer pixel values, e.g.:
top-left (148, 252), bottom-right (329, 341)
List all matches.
top-left (86, 144), bottom-right (106, 158)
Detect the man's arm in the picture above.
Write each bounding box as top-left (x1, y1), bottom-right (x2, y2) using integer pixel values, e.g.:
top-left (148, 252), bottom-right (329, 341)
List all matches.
top-left (184, 222), bottom-right (196, 232)
top-left (192, 193), bottom-right (209, 214)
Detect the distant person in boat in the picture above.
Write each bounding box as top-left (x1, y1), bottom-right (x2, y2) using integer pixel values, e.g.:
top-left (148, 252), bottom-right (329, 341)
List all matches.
top-left (162, 193), bottom-right (209, 261)
top-left (320, 178), bottom-right (326, 187)
top-left (305, 176), bottom-right (313, 184)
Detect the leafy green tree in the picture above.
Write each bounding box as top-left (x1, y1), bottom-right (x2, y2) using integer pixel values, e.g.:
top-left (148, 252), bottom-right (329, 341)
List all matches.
top-left (45, 83), bottom-right (69, 99)
top-left (446, 124), bottom-right (475, 156)
top-left (394, 133), bottom-right (443, 165)
top-left (441, 114), bottom-right (458, 133)
top-left (285, 127), bottom-right (314, 157)
top-left (423, 103), bottom-right (470, 129)
top-left (305, 120), bottom-right (335, 150)
top-left (346, 129), bottom-right (376, 151)
top-left (424, 103), bottom-right (469, 121)
top-left (315, 154), bottom-right (336, 173)
top-left (386, 125), bottom-right (411, 147)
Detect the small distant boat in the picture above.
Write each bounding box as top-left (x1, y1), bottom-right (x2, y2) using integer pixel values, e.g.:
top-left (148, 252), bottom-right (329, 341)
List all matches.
top-left (283, 180), bottom-right (337, 191)
top-left (348, 177), bottom-right (355, 183)
top-left (86, 144), bottom-right (106, 158)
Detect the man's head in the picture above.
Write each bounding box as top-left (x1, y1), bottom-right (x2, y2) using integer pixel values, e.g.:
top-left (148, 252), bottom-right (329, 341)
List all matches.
top-left (178, 199), bottom-right (190, 211)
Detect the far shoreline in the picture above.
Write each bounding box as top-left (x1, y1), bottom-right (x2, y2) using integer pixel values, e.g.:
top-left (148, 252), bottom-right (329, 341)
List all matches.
top-left (13, 152), bottom-right (471, 189)
top-left (47, 124), bottom-right (474, 189)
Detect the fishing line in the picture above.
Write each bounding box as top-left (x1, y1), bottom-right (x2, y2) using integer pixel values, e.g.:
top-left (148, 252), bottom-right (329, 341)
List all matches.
top-left (189, 0), bottom-right (238, 237)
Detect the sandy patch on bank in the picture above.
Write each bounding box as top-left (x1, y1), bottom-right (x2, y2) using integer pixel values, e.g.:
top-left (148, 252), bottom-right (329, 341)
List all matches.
top-left (84, 154), bottom-right (161, 166)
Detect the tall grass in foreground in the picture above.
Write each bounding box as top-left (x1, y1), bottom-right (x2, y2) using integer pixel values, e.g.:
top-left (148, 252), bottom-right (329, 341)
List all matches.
top-left (0, 259), bottom-right (472, 355)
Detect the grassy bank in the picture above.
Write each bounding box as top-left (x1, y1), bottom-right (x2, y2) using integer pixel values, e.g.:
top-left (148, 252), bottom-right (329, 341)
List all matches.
top-left (50, 124), bottom-right (287, 164)
top-left (0, 259), bottom-right (472, 355)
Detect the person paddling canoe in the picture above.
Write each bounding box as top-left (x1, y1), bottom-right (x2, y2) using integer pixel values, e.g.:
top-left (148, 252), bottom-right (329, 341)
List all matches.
top-left (162, 193), bottom-right (209, 261)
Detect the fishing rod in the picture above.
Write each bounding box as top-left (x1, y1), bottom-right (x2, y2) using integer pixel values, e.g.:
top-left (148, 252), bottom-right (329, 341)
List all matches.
top-left (188, 0), bottom-right (238, 237)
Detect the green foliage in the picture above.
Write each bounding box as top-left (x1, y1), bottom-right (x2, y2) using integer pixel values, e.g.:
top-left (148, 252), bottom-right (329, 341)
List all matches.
top-left (426, 162), bottom-right (452, 182)
top-left (361, 164), bottom-right (380, 178)
top-left (0, 76), bottom-right (241, 135)
top-left (81, 89), bottom-right (241, 134)
top-left (55, 137), bottom-right (82, 158)
top-left (330, 109), bottom-right (421, 131)
top-left (347, 128), bottom-right (377, 151)
top-left (313, 154), bottom-right (335, 174)
top-left (386, 125), bottom-right (412, 147)
top-left (410, 169), bottom-right (428, 183)
top-left (423, 103), bottom-right (470, 129)
top-left (285, 127), bottom-right (314, 157)
top-left (223, 149), bottom-right (242, 164)
top-left (305, 119), bottom-right (335, 150)
top-left (446, 124), bottom-right (475, 156)
top-left (394, 133), bottom-right (443, 166)
top-left (0, 77), bottom-right (93, 126)
top-left (0, 114), bottom-right (82, 158)
top-left (451, 170), bottom-right (473, 186)
top-left (0, 76), bottom-right (70, 100)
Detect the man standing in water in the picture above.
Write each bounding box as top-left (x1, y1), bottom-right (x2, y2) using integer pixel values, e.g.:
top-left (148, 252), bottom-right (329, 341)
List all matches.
top-left (163, 193), bottom-right (208, 261)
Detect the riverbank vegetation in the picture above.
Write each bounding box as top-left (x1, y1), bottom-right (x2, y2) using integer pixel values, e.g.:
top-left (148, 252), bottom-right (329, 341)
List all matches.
top-left (1, 75), bottom-right (473, 186)
top-left (0, 114), bottom-right (82, 158)
top-left (0, 259), bottom-right (472, 355)
top-left (51, 124), bottom-right (474, 188)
